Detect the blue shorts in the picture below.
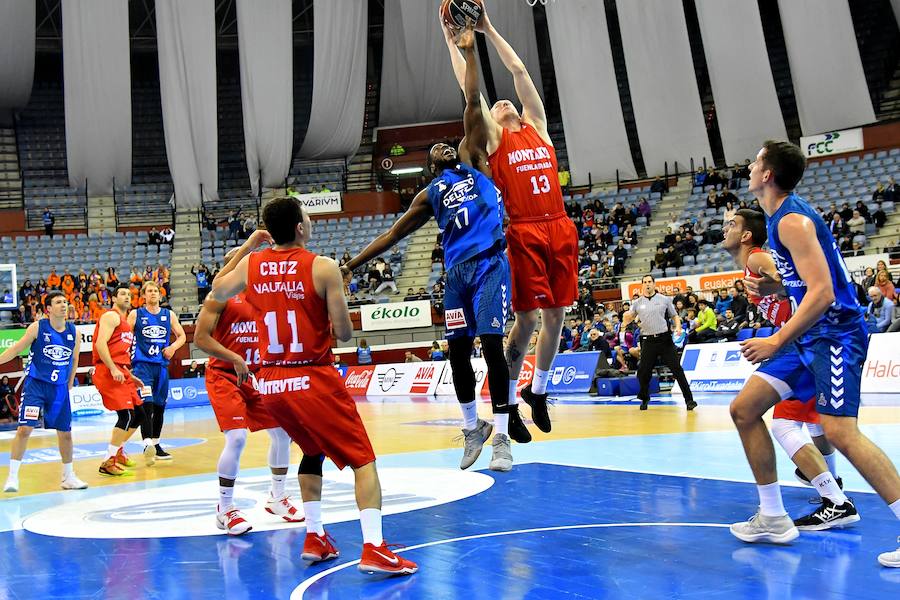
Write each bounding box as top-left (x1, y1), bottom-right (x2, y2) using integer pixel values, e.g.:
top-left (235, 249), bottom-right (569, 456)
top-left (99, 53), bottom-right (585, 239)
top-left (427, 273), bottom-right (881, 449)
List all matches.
top-left (443, 251), bottom-right (511, 339)
top-left (132, 362), bottom-right (170, 406)
top-left (19, 377), bottom-right (71, 431)
top-left (754, 346), bottom-right (816, 402)
top-left (796, 328), bottom-right (868, 418)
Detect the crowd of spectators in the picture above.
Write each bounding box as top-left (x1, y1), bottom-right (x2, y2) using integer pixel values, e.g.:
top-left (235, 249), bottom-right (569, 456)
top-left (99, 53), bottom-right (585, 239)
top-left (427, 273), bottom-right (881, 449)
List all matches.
top-left (203, 208), bottom-right (258, 243)
top-left (11, 264), bottom-right (171, 325)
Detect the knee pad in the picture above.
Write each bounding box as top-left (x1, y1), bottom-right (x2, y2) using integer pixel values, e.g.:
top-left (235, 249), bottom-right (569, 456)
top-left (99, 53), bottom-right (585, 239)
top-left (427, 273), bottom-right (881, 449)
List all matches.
top-left (266, 427), bottom-right (292, 469)
top-left (114, 409), bottom-right (133, 431)
top-left (299, 453), bottom-right (325, 476)
top-left (771, 418), bottom-right (813, 459)
top-left (224, 428), bottom-right (248, 451)
top-left (806, 422), bottom-right (824, 438)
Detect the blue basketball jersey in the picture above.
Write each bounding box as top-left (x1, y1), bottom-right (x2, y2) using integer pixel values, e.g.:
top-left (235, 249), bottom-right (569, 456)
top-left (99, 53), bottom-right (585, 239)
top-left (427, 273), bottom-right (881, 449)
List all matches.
top-left (426, 163), bottom-right (505, 270)
top-left (766, 193), bottom-right (866, 343)
top-left (26, 319), bottom-right (77, 385)
top-left (132, 307), bottom-right (172, 364)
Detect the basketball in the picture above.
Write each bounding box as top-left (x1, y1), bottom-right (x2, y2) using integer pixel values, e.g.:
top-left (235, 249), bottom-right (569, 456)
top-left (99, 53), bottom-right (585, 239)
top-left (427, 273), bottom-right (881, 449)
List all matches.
top-left (441, 0), bottom-right (484, 31)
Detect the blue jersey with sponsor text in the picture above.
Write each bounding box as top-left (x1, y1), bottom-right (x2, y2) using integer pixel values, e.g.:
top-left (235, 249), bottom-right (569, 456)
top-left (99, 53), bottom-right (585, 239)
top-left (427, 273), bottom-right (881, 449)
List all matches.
top-left (766, 192), bottom-right (866, 343)
top-left (426, 163), bottom-right (505, 271)
top-left (132, 307), bottom-right (172, 365)
top-left (26, 319), bottom-right (77, 385)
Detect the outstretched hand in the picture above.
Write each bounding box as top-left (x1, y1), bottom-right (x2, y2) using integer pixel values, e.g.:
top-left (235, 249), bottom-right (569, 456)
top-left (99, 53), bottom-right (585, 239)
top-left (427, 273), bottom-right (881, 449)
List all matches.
top-left (456, 20), bottom-right (476, 50)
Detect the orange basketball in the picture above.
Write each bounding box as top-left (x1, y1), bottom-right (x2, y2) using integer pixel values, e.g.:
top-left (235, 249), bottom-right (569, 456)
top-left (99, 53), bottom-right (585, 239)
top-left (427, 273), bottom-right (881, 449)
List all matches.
top-left (441, 0), bottom-right (484, 31)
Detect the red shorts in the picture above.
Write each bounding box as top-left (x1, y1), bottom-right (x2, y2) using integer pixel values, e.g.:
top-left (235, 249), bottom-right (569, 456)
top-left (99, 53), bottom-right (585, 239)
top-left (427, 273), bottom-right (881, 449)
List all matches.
top-left (773, 397), bottom-right (820, 424)
top-left (506, 215), bottom-right (579, 312)
top-left (207, 367), bottom-right (280, 432)
top-left (94, 363), bottom-right (142, 411)
top-left (256, 365), bottom-right (375, 470)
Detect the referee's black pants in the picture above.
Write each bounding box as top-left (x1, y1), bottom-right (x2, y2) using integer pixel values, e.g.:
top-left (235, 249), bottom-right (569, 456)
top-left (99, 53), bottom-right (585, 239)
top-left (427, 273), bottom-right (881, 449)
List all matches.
top-left (636, 333), bottom-right (694, 404)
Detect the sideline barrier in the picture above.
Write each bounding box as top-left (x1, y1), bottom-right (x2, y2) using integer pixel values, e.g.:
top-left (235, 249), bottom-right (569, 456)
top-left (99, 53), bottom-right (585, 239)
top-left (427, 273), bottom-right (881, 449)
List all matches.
top-left (70, 377), bottom-right (210, 418)
top-left (672, 332), bottom-right (900, 395)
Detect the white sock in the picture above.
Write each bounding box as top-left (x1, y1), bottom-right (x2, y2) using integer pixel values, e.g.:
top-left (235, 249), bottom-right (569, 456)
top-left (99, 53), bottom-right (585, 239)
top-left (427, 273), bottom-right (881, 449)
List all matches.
top-left (359, 508), bottom-right (383, 546)
top-left (304, 501), bottom-right (324, 535)
top-left (151, 438), bottom-right (159, 446)
top-left (9, 459), bottom-right (21, 478)
top-left (532, 368), bottom-right (550, 395)
top-left (811, 472), bottom-right (848, 505)
top-left (494, 413), bottom-right (509, 438)
top-left (822, 451), bottom-right (838, 478)
top-left (106, 444), bottom-right (120, 460)
top-left (757, 482), bottom-right (786, 517)
top-left (219, 483), bottom-right (235, 511)
top-left (508, 380), bottom-right (520, 406)
top-left (62, 462), bottom-right (74, 478)
top-left (460, 401), bottom-right (478, 430)
top-left (270, 474), bottom-right (286, 498)
top-left (143, 438), bottom-right (152, 447)
top-left (890, 499), bottom-right (900, 520)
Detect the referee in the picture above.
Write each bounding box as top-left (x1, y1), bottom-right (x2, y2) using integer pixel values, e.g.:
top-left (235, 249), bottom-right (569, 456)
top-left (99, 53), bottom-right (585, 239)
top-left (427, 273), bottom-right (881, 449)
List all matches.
top-left (622, 275), bottom-right (697, 411)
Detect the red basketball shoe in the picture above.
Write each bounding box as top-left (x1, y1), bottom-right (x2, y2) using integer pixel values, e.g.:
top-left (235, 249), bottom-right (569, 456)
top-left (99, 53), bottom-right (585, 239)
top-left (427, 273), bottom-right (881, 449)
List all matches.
top-left (301, 532), bottom-right (340, 563)
top-left (358, 542), bottom-right (418, 576)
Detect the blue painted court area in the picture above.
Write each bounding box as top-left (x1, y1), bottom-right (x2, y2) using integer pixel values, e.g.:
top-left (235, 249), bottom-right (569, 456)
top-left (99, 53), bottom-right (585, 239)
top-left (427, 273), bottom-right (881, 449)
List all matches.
top-left (1, 463), bottom-right (897, 600)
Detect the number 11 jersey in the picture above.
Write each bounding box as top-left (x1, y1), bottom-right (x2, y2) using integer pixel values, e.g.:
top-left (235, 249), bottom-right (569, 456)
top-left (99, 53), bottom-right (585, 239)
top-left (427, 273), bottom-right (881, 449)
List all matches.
top-left (246, 247), bottom-right (334, 367)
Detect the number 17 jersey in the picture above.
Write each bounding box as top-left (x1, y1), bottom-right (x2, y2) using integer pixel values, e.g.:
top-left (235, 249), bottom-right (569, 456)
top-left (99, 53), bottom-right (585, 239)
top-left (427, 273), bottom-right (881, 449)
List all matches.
top-left (246, 247), bottom-right (334, 367)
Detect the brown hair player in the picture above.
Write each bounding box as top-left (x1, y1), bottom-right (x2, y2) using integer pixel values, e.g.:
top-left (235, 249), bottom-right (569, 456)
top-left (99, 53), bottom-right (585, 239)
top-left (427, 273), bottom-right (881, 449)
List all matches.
top-left (723, 209), bottom-right (859, 531)
top-left (194, 236), bottom-right (304, 535)
top-left (441, 2), bottom-right (578, 436)
top-left (209, 198), bottom-right (417, 576)
top-left (92, 283), bottom-right (145, 476)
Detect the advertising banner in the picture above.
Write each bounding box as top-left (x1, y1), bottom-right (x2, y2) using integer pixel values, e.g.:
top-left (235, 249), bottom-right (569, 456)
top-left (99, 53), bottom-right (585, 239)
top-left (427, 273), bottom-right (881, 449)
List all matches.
top-left (69, 384), bottom-right (105, 417)
top-left (672, 341), bottom-right (756, 394)
top-left (166, 377), bottom-right (210, 409)
top-left (620, 271), bottom-right (744, 301)
top-left (862, 332), bottom-right (900, 394)
top-left (366, 362), bottom-right (445, 396)
top-left (292, 191), bottom-right (342, 215)
top-left (75, 323), bottom-right (96, 353)
top-left (434, 358), bottom-right (487, 396)
top-left (0, 328), bottom-right (28, 356)
top-left (544, 352), bottom-right (602, 394)
top-left (800, 127), bottom-right (863, 158)
top-left (359, 300), bottom-right (433, 332)
top-left (343, 365), bottom-right (376, 394)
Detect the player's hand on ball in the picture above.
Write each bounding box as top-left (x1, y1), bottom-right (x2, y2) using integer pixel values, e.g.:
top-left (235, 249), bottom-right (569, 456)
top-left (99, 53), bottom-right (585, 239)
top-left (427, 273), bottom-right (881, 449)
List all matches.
top-left (740, 336), bottom-right (780, 364)
top-left (456, 20), bottom-right (476, 49)
top-left (233, 356), bottom-right (250, 386)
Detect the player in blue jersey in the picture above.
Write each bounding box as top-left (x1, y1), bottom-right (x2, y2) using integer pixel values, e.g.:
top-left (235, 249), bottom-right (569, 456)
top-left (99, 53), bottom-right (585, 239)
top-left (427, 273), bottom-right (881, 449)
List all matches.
top-left (730, 140), bottom-right (900, 567)
top-left (342, 23), bottom-right (526, 472)
top-left (129, 280), bottom-right (186, 463)
top-left (1, 291), bottom-right (87, 493)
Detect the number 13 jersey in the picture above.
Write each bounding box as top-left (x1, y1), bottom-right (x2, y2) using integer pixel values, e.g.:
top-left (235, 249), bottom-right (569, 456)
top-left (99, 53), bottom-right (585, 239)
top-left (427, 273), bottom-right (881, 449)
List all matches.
top-left (246, 247), bottom-right (334, 367)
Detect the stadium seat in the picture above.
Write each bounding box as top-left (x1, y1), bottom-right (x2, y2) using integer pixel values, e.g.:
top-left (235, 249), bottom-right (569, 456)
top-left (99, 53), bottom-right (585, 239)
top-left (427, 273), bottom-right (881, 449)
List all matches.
top-left (755, 327), bottom-right (774, 338)
top-left (736, 328), bottom-right (754, 341)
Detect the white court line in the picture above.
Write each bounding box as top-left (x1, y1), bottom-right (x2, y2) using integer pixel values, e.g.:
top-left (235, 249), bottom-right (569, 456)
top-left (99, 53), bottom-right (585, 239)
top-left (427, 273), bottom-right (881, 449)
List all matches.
top-left (536, 460), bottom-right (879, 495)
top-left (291, 522), bottom-right (730, 599)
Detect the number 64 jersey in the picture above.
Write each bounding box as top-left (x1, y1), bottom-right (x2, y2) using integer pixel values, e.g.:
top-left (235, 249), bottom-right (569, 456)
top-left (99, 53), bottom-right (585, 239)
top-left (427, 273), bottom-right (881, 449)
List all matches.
top-left (245, 247), bottom-right (334, 367)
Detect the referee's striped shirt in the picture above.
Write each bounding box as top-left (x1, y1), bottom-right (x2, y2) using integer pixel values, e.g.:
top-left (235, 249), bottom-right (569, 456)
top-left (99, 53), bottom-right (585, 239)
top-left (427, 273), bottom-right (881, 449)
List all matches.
top-left (626, 293), bottom-right (677, 336)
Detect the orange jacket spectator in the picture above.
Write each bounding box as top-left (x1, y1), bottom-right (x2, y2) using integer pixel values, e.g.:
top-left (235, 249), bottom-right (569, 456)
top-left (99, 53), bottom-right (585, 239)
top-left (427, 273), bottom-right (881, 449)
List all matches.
top-left (61, 273), bottom-right (76, 300)
top-left (47, 270), bottom-right (61, 289)
top-left (89, 298), bottom-right (104, 322)
top-left (130, 287), bottom-right (143, 309)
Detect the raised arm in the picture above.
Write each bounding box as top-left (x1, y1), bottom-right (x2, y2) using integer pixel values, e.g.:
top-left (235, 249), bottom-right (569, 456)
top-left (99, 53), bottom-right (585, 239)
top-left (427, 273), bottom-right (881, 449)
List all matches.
top-left (481, 10), bottom-right (547, 133)
top-left (457, 23), bottom-right (489, 172)
top-left (342, 189), bottom-right (433, 274)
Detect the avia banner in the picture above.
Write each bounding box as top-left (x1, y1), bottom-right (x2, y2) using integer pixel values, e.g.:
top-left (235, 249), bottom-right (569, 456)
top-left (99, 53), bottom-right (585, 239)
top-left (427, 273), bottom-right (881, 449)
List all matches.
top-left (799, 127), bottom-right (863, 158)
top-left (621, 271), bottom-right (744, 301)
top-left (366, 362), bottom-right (443, 396)
top-left (359, 300), bottom-right (432, 331)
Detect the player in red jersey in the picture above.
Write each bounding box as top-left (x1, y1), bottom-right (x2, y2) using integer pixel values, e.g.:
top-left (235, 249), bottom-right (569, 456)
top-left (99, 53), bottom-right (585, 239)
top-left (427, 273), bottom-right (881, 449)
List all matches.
top-left (92, 284), bottom-right (145, 476)
top-left (209, 197), bottom-right (417, 576)
top-left (723, 209), bottom-right (858, 530)
top-left (195, 241), bottom-right (304, 536)
top-left (442, 7), bottom-right (578, 434)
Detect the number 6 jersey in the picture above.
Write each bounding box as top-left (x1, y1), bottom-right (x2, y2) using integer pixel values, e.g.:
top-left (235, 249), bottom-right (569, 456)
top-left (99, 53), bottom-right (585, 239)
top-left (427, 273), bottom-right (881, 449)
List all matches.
top-left (246, 247), bottom-right (334, 367)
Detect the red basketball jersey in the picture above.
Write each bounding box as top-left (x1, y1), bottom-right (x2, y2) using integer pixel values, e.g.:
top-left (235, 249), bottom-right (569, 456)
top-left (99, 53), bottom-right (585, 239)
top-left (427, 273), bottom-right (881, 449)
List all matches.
top-left (744, 247), bottom-right (792, 327)
top-left (92, 310), bottom-right (134, 366)
top-left (488, 123), bottom-right (566, 222)
top-left (246, 247), bottom-right (334, 367)
top-left (209, 293), bottom-right (261, 372)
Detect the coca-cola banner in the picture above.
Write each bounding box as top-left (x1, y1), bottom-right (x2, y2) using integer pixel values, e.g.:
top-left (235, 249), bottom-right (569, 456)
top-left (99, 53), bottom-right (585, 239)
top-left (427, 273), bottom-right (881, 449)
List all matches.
top-left (343, 366), bottom-right (375, 395)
